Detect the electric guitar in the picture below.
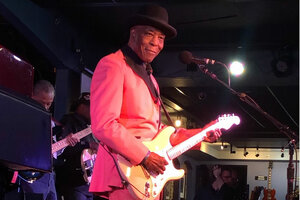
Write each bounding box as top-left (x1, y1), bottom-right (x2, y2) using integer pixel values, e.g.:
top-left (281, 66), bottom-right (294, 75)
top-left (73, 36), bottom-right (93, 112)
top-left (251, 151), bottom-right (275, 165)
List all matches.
top-left (19, 126), bottom-right (92, 183)
top-left (262, 161), bottom-right (276, 200)
top-left (81, 148), bottom-right (97, 184)
top-left (116, 114), bottom-right (240, 200)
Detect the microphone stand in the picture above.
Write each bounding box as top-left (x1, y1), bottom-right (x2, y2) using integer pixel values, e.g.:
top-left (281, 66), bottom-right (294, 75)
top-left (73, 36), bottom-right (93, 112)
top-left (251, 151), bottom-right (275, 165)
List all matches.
top-left (196, 63), bottom-right (299, 199)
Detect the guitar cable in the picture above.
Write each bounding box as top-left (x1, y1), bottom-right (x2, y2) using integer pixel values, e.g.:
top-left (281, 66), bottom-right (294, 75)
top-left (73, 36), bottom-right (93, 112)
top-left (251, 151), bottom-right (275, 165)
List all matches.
top-left (100, 142), bottom-right (150, 198)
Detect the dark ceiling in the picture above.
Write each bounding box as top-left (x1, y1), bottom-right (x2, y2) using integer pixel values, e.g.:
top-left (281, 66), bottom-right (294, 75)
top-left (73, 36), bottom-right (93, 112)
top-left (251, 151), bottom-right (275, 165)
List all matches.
top-left (0, 0), bottom-right (298, 150)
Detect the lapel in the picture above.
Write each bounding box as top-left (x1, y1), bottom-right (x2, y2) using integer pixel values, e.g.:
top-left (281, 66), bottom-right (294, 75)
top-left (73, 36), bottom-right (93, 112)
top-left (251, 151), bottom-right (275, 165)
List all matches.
top-left (121, 45), bottom-right (159, 102)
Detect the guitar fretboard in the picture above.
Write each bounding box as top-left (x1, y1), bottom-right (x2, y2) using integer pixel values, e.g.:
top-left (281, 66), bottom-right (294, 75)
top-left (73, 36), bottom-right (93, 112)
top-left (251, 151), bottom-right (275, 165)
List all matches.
top-left (167, 122), bottom-right (217, 159)
top-left (52, 127), bottom-right (92, 154)
top-left (167, 115), bottom-right (240, 160)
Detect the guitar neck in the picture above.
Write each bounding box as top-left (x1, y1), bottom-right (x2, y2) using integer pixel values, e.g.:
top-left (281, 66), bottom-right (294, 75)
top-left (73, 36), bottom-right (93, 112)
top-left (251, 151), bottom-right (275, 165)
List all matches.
top-left (267, 167), bottom-right (272, 189)
top-left (267, 161), bottom-right (273, 190)
top-left (52, 127), bottom-right (92, 154)
top-left (167, 123), bottom-right (217, 160)
top-left (166, 115), bottom-right (240, 160)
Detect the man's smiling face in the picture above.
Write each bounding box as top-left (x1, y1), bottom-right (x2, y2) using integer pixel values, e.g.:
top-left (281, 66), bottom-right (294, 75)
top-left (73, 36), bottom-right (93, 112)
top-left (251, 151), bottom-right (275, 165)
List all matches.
top-left (129, 25), bottom-right (165, 63)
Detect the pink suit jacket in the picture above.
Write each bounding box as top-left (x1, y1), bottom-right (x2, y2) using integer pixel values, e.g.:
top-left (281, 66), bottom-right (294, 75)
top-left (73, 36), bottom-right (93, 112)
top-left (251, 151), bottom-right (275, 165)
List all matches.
top-left (89, 49), bottom-right (161, 197)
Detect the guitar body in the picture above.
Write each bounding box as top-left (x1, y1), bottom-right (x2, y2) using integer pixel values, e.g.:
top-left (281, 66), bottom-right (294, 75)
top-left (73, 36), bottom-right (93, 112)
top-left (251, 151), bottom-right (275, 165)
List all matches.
top-left (117, 126), bottom-right (185, 200)
top-left (81, 148), bottom-right (97, 184)
top-left (116, 114), bottom-right (240, 200)
top-left (262, 189), bottom-right (276, 200)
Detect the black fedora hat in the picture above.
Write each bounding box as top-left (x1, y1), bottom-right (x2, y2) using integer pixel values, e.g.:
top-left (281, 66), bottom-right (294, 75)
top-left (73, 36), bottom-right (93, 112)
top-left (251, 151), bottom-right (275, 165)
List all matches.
top-left (129, 4), bottom-right (177, 39)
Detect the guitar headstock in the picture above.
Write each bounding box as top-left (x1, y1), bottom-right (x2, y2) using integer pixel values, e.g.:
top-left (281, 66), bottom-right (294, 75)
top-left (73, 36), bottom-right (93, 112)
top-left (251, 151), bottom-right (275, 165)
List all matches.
top-left (217, 114), bottom-right (241, 130)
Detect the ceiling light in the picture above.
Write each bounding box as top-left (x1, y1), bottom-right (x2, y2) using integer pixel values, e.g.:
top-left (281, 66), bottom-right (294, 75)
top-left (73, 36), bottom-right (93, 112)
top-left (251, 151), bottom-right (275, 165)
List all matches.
top-left (175, 115), bottom-right (182, 127)
top-left (220, 142), bottom-right (224, 150)
top-left (175, 119), bottom-right (181, 127)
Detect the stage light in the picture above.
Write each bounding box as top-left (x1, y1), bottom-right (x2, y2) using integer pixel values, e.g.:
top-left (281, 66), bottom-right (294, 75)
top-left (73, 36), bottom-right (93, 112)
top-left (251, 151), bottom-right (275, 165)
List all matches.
top-left (281, 147), bottom-right (285, 157)
top-left (243, 147), bottom-right (248, 157)
top-left (175, 115), bottom-right (182, 127)
top-left (230, 144), bottom-right (236, 154)
top-left (220, 142), bottom-right (224, 150)
top-left (255, 147), bottom-right (260, 157)
top-left (229, 61), bottom-right (244, 76)
top-left (175, 119), bottom-right (181, 127)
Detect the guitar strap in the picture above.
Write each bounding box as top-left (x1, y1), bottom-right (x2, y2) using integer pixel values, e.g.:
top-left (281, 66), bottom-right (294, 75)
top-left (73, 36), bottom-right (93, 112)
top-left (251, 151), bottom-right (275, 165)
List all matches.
top-left (120, 45), bottom-right (174, 127)
top-left (99, 142), bottom-right (129, 187)
top-left (145, 63), bottom-right (174, 127)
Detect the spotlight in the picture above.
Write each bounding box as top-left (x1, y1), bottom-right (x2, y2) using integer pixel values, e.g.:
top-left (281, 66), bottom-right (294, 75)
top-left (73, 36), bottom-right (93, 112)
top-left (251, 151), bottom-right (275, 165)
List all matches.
top-left (175, 119), bottom-right (181, 127)
top-left (229, 61), bottom-right (245, 76)
top-left (230, 144), bottom-right (236, 154)
top-left (255, 147), bottom-right (260, 157)
top-left (243, 147), bottom-right (248, 157)
top-left (175, 115), bottom-right (182, 127)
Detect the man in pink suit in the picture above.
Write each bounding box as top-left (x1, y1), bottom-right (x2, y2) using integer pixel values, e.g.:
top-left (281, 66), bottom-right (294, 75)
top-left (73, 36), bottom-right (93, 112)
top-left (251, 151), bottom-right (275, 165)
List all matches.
top-left (89, 4), bottom-right (221, 200)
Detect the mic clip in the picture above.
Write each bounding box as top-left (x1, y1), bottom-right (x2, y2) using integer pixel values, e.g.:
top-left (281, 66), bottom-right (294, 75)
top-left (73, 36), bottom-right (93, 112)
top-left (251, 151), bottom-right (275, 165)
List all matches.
top-left (196, 64), bottom-right (217, 79)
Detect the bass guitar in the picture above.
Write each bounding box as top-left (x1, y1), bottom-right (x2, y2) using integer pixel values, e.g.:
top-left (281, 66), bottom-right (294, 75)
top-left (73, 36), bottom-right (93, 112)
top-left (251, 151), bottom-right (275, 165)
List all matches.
top-left (117, 114), bottom-right (240, 200)
top-left (81, 148), bottom-right (97, 184)
top-left (262, 161), bottom-right (276, 200)
top-left (52, 126), bottom-right (92, 154)
top-left (19, 126), bottom-right (92, 183)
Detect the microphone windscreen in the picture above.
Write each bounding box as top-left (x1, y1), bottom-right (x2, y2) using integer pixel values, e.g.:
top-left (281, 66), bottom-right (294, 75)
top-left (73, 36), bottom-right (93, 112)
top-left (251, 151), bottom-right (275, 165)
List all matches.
top-left (178, 50), bottom-right (193, 64)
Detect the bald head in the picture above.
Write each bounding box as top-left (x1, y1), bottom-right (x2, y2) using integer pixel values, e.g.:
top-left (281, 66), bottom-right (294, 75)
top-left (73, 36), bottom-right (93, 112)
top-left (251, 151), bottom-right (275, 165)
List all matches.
top-left (32, 80), bottom-right (55, 111)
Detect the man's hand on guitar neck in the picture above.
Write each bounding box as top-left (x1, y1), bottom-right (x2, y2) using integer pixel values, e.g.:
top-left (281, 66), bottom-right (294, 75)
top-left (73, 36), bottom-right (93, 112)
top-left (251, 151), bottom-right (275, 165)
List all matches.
top-left (170, 128), bottom-right (222, 150)
top-left (142, 152), bottom-right (168, 175)
top-left (66, 133), bottom-right (80, 146)
top-left (204, 129), bottom-right (222, 143)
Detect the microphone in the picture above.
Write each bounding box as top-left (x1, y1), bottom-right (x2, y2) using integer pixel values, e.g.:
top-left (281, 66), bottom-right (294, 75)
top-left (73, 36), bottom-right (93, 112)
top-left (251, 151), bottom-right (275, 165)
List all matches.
top-left (178, 50), bottom-right (216, 65)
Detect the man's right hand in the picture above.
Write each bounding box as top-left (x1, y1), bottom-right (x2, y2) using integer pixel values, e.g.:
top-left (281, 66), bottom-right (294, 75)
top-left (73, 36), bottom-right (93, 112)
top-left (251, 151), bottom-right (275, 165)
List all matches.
top-left (143, 152), bottom-right (168, 175)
